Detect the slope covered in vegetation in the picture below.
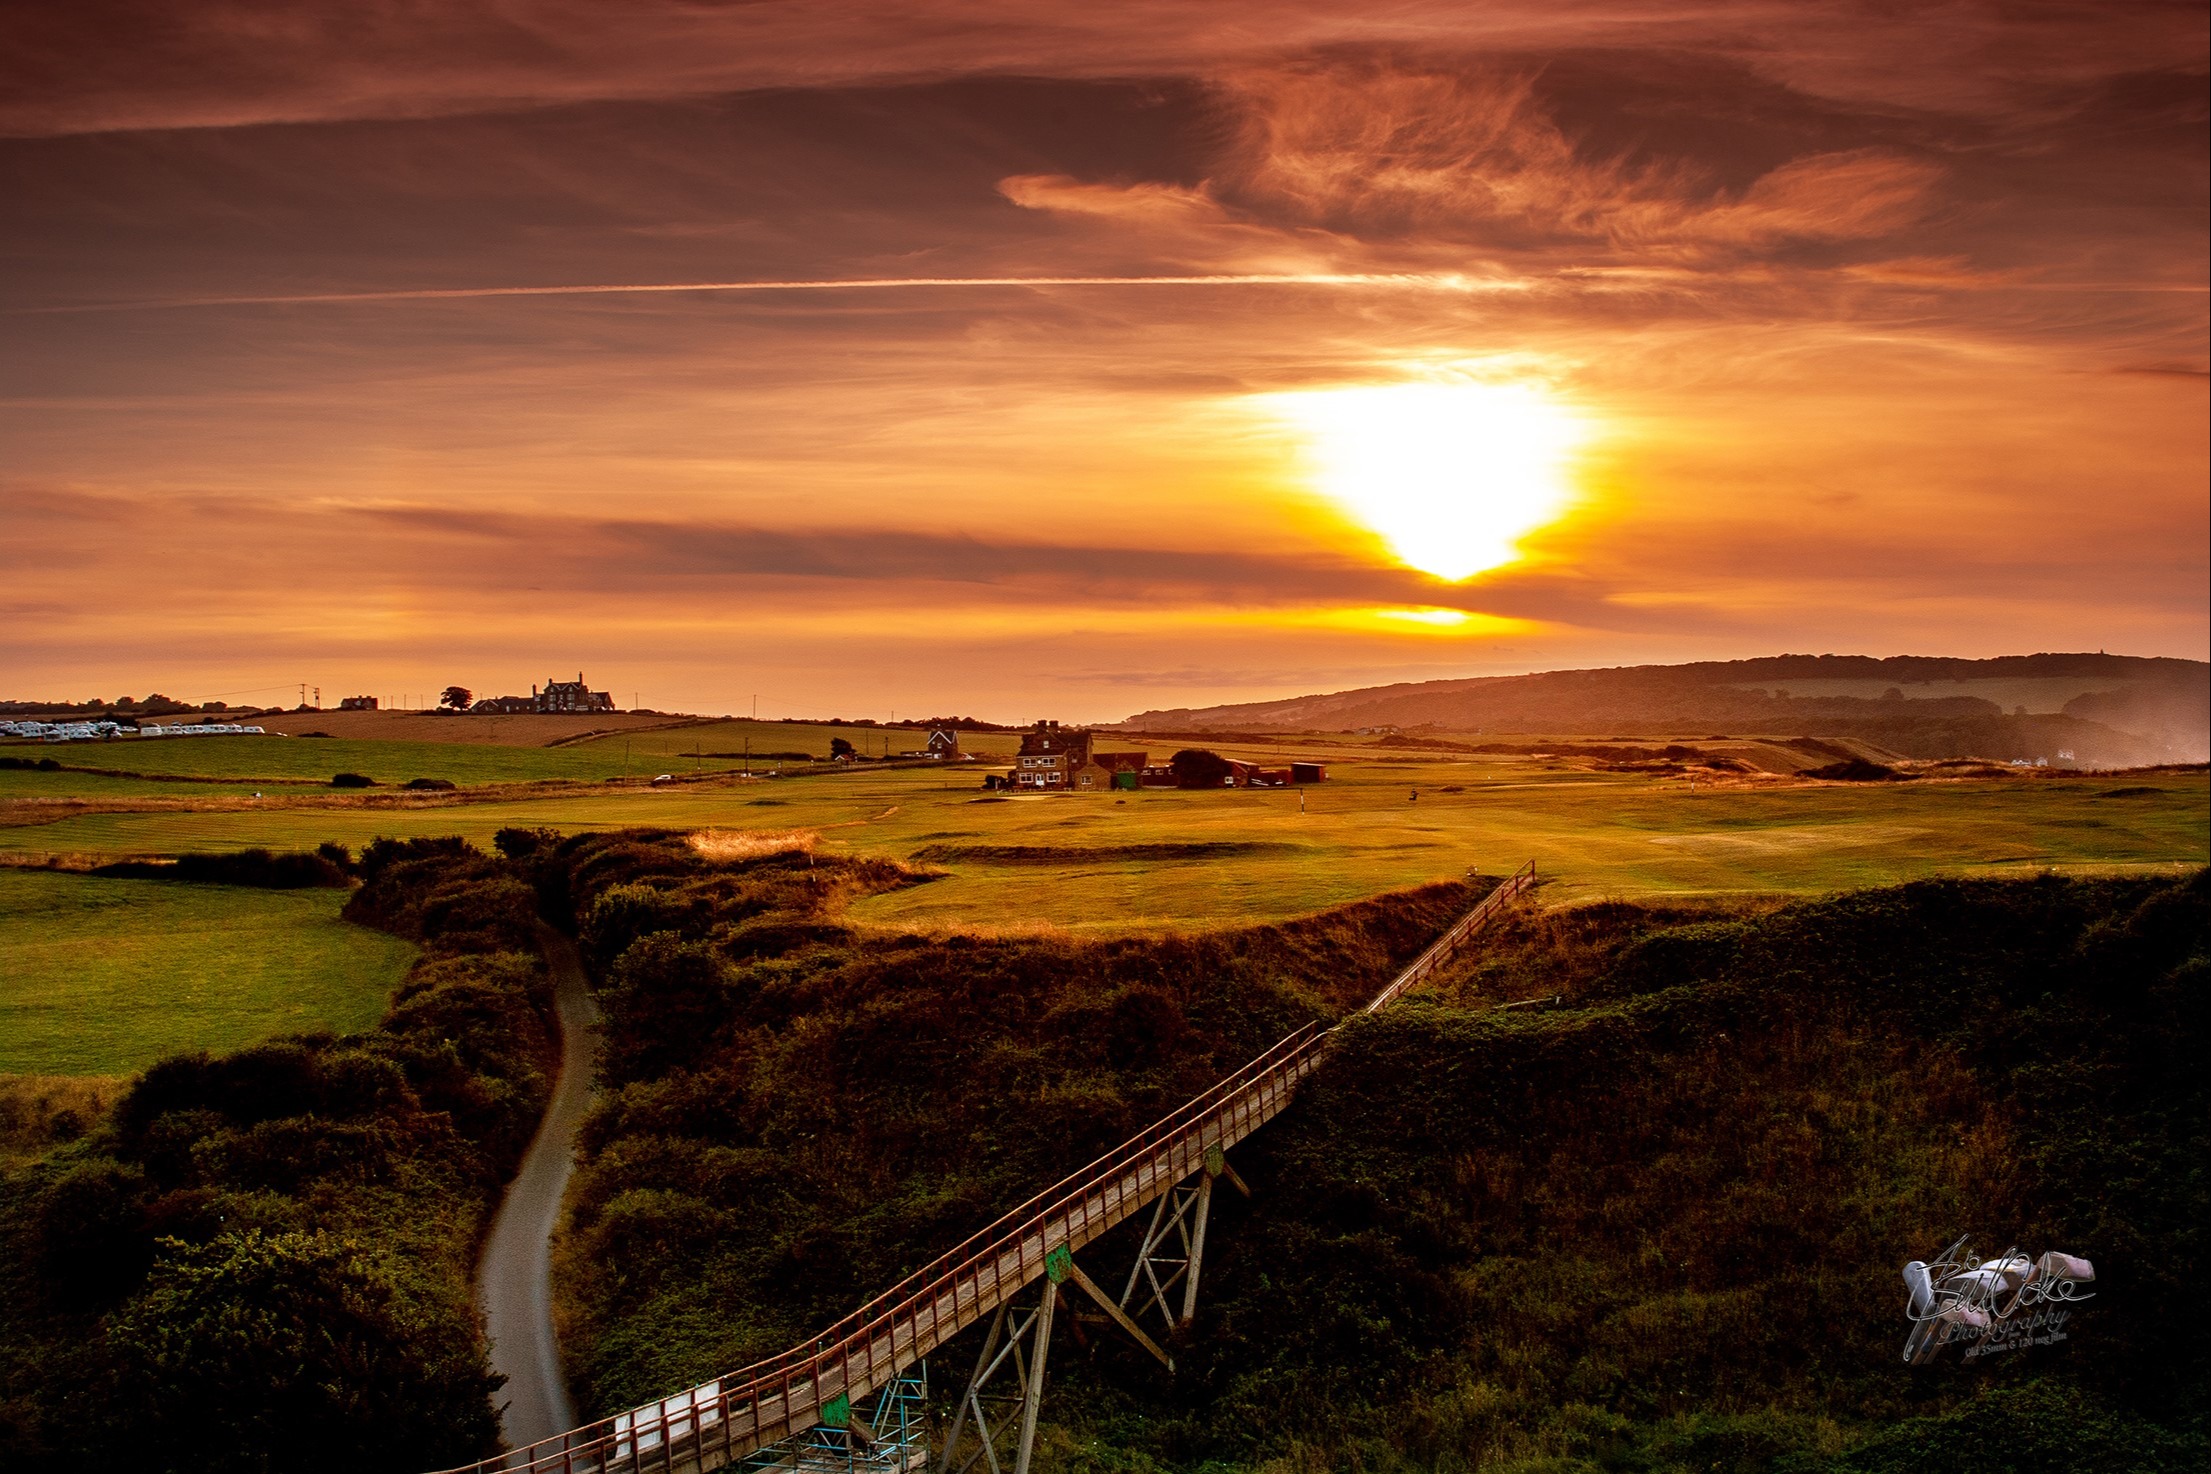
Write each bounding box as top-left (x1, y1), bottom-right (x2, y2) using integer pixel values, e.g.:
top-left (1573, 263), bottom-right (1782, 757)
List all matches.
top-left (1031, 872), bottom-right (2211, 1470)
top-left (1124, 652), bottom-right (2210, 767)
top-left (513, 827), bottom-right (1480, 1415)
top-left (548, 837), bottom-right (2205, 1472)
top-left (0, 839), bottom-right (557, 1473)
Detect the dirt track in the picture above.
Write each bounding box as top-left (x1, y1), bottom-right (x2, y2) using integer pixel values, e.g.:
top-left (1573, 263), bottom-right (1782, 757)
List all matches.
top-left (478, 925), bottom-right (601, 1449)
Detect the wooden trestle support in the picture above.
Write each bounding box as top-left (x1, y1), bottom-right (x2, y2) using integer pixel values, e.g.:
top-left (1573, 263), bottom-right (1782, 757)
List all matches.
top-left (937, 1145), bottom-right (1251, 1474)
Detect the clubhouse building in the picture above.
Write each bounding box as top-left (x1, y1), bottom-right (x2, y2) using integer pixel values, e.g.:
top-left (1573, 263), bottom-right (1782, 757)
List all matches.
top-left (1008, 721), bottom-right (1149, 791)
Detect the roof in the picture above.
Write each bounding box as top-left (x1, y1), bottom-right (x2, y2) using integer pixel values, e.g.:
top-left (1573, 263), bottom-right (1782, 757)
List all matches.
top-left (1017, 727), bottom-right (1093, 757)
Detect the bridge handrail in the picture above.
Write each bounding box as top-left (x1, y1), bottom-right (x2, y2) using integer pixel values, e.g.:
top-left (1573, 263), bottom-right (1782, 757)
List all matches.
top-left (434, 862), bottom-right (1534, 1473)
top-left (1363, 859), bottom-right (1536, 1013)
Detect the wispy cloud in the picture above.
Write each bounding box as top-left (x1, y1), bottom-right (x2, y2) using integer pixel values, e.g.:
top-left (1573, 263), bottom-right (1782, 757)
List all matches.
top-left (18, 271), bottom-right (1520, 316)
top-left (1, 3), bottom-right (2201, 714)
top-left (5, 2), bottom-right (2200, 137)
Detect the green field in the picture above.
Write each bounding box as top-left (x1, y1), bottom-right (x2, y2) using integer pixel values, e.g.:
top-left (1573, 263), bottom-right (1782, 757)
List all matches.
top-left (569, 719), bottom-right (1024, 764)
top-left (0, 768), bottom-right (274, 800)
top-left (6, 733), bottom-right (689, 787)
top-left (0, 868), bottom-right (416, 1075)
top-left (0, 719), bottom-right (1016, 792)
top-left (3, 748), bottom-right (2201, 932)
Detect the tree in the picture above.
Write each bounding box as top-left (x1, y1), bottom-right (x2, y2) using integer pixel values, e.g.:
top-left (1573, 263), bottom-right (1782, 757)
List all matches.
top-left (829, 736), bottom-right (856, 760)
top-left (1170, 748), bottom-right (1234, 789)
top-left (437, 686), bottom-right (472, 712)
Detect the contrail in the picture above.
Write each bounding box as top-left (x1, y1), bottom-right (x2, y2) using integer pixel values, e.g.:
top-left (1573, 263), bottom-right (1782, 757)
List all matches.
top-left (24, 272), bottom-right (1516, 314)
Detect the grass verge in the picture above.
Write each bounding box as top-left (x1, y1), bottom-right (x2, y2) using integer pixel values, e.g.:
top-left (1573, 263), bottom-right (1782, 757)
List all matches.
top-left (0, 868), bottom-right (416, 1076)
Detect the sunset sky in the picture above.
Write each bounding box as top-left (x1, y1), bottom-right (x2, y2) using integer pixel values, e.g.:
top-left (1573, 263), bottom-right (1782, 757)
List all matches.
top-left (4, 2), bottom-right (2205, 721)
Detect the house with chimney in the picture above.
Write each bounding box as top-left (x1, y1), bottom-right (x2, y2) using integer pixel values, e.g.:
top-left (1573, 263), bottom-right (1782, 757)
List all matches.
top-left (1008, 721), bottom-right (1147, 791)
top-left (470, 672), bottom-right (616, 714)
top-left (537, 672), bottom-right (614, 713)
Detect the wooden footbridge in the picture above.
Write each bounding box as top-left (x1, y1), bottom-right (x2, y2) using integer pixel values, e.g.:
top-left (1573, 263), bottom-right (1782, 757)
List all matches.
top-left (431, 862), bottom-right (1537, 1474)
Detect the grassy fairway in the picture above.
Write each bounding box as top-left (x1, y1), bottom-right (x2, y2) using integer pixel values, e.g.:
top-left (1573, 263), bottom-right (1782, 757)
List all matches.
top-left (6, 733), bottom-right (679, 787)
top-left (0, 869), bottom-right (415, 1075)
top-left (1, 752), bottom-right (2201, 932)
top-left (0, 768), bottom-right (274, 800)
top-left (568, 718), bottom-right (1024, 764)
top-left (0, 719), bottom-right (1010, 792)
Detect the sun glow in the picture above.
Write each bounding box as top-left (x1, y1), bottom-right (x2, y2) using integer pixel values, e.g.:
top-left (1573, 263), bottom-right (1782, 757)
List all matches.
top-left (1277, 380), bottom-right (1587, 580)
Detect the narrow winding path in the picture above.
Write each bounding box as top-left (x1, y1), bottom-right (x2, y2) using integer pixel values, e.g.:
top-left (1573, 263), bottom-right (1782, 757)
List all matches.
top-left (478, 924), bottom-right (602, 1450)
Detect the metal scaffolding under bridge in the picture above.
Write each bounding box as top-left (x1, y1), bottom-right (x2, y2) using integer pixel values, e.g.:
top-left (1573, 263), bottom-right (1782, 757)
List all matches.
top-left (429, 861), bottom-right (1537, 1474)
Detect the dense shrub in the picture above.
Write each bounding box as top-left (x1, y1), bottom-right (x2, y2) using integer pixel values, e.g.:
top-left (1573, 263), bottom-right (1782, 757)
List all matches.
top-left (1107, 872), bottom-right (2210, 1468)
top-left (82, 1230), bottom-right (500, 1474)
top-left (529, 829), bottom-right (1483, 1413)
top-left (0, 840), bottom-right (556, 1471)
top-left (92, 849), bottom-right (348, 888)
top-left (538, 849), bottom-right (2203, 1469)
top-left (31, 1160), bottom-right (153, 1309)
top-left (330, 771), bottom-right (376, 787)
top-left (1802, 758), bottom-right (1904, 781)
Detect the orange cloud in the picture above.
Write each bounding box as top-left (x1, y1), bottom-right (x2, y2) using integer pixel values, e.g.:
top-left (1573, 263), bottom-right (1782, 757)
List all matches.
top-left (0, 5), bottom-right (2201, 719)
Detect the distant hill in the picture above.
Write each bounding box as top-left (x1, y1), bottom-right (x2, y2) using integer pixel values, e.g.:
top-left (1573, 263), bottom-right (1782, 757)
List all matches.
top-left (1118, 652), bottom-right (2210, 766)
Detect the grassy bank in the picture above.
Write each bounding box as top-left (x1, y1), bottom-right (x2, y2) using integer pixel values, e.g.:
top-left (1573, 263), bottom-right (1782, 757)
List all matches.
top-left (0, 867), bottom-right (416, 1075)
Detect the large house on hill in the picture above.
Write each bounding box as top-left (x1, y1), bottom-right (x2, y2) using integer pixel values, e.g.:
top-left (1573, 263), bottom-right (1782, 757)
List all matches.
top-left (1009, 720), bottom-right (1147, 791)
top-left (472, 672), bottom-right (616, 715)
top-left (538, 673), bottom-right (614, 712)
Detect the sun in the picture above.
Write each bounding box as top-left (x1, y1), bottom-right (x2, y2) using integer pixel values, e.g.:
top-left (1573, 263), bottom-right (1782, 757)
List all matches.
top-left (1274, 379), bottom-right (1587, 581)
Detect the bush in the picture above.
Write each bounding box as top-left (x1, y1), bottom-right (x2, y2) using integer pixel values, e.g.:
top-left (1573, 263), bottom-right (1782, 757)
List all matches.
top-left (1803, 758), bottom-right (1903, 781)
top-left (0, 839), bottom-right (556, 1472)
top-left (493, 827), bottom-right (561, 860)
top-left (1142, 872), bottom-right (2210, 1465)
top-left (32, 1160), bottom-right (153, 1308)
top-left (86, 1231), bottom-right (500, 1473)
top-left (330, 771), bottom-right (376, 788)
top-left (597, 934), bottom-right (741, 1084)
top-left (402, 776), bottom-right (456, 791)
top-left (93, 848), bottom-right (348, 888)
top-left (580, 881), bottom-right (697, 971)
